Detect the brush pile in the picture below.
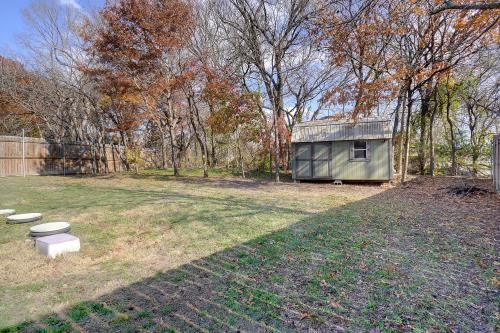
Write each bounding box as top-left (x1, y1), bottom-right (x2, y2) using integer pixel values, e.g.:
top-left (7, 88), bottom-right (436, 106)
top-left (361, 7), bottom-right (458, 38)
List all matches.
top-left (445, 184), bottom-right (492, 197)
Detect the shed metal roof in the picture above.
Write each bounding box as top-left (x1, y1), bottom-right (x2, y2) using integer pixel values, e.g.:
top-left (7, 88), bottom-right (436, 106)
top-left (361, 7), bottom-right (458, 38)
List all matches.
top-left (291, 118), bottom-right (392, 143)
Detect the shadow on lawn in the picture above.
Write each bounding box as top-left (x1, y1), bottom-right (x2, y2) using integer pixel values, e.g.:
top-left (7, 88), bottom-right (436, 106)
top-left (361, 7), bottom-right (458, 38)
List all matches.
top-left (47, 185), bottom-right (312, 220)
top-left (2, 178), bottom-right (498, 333)
top-left (67, 169), bottom-right (293, 190)
top-left (126, 173), bottom-right (294, 188)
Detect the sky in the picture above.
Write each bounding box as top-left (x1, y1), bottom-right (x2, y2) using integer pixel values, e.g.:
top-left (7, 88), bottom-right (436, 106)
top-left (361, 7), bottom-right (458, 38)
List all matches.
top-left (0, 0), bottom-right (103, 57)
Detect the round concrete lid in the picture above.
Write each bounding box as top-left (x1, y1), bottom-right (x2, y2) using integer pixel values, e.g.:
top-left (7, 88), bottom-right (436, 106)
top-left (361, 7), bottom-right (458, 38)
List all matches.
top-left (30, 222), bottom-right (70, 233)
top-left (0, 209), bottom-right (15, 216)
top-left (7, 213), bottom-right (42, 223)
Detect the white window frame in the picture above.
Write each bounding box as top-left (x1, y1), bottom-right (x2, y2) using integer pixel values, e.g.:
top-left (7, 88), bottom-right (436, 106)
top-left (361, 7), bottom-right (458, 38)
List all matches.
top-left (350, 140), bottom-right (370, 161)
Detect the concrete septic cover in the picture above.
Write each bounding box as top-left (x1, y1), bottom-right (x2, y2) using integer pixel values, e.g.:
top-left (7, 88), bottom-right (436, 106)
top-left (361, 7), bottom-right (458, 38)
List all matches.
top-left (7, 213), bottom-right (42, 224)
top-left (0, 209), bottom-right (15, 217)
top-left (30, 222), bottom-right (71, 237)
top-left (36, 233), bottom-right (80, 258)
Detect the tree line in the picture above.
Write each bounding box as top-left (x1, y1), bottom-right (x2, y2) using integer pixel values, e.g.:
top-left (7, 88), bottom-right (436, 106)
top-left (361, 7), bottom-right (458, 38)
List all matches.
top-left (0, 0), bottom-right (498, 181)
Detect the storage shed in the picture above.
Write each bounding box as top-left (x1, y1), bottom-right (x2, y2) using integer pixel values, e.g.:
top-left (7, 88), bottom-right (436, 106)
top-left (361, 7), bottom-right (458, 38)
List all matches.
top-left (291, 118), bottom-right (393, 181)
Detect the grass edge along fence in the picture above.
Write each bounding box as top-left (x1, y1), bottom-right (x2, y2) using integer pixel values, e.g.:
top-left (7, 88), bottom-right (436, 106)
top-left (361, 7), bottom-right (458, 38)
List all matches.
top-left (0, 135), bottom-right (125, 177)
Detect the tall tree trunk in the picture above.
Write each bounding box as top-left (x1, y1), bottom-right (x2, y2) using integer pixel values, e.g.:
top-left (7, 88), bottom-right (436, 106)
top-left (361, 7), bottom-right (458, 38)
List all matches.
top-left (102, 141), bottom-right (109, 174)
top-left (392, 86), bottom-right (405, 146)
top-left (401, 83), bottom-right (413, 183)
top-left (168, 128), bottom-right (179, 175)
top-left (118, 130), bottom-right (131, 171)
top-left (445, 78), bottom-right (457, 176)
top-left (256, 97), bottom-right (273, 180)
top-left (194, 103), bottom-right (209, 178)
top-left (286, 141), bottom-right (292, 171)
top-left (238, 144), bottom-right (245, 178)
top-left (418, 88), bottom-right (431, 175)
top-left (260, 67), bottom-right (282, 182)
top-left (97, 129), bottom-right (109, 174)
top-left (397, 92), bottom-right (407, 174)
top-left (97, 131), bottom-right (108, 174)
top-left (159, 126), bottom-right (167, 169)
top-left (275, 60), bottom-right (286, 182)
top-left (429, 86), bottom-right (438, 176)
top-left (236, 129), bottom-right (245, 178)
top-left (166, 96), bottom-right (179, 176)
top-left (273, 112), bottom-right (280, 182)
top-left (187, 94), bottom-right (209, 178)
top-left (472, 153), bottom-right (479, 176)
top-left (467, 106), bottom-right (479, 176)
top-left (210, 126), bottom-right (216, 167)
top-left (269, 142), bottom-right (273, 180)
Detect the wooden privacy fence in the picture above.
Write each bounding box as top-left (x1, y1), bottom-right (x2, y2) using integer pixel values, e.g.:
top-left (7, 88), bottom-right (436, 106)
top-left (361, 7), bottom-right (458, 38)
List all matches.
top-left (0, 135), bottom-right (125, 177)
top-left (493, 134), bottom-right (500, 192)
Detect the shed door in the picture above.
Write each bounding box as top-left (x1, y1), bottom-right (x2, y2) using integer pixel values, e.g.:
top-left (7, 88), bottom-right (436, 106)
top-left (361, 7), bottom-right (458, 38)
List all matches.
top-left (295, 143), bottom-right (331, 179)
top-left (295, 143), bottom-right (312, 178)
top-left (312, 143), bottom-right (331, 178)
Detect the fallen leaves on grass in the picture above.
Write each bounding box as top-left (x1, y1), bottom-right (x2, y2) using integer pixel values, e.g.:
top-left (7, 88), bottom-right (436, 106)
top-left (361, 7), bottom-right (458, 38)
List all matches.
top-left (299, 312), bottom-right (319, 320)
top-left (328, 299), bottom-right (341, 308)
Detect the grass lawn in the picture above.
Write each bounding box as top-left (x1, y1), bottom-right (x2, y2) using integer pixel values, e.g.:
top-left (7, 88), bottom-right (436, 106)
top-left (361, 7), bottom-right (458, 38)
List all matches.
top-left (0, 171), bottom-right (498, 332)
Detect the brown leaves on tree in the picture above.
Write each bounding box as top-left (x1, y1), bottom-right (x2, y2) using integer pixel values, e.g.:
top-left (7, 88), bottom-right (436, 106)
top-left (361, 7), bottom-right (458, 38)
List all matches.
top-left (81, 0), bottom-right (195, 135)
top-left (316, 0), bottom-right (499, 118)
top-left (0, 56), bottom-right (44, 134)
top-left (86, 0), bottom-right (193, 75)
top-left (316, 0), bottom-right (398, 118)
top-left (204, 69), bottom-right (263, 140)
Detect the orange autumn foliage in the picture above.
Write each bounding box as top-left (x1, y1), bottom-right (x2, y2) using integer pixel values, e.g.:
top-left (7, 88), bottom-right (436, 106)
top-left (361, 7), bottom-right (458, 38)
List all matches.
top-left (82, 0), bottom-right (194, 132)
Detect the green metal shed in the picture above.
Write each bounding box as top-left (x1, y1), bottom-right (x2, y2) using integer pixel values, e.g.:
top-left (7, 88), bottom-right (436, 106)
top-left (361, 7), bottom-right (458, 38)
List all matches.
top-left (291, 118), bottom-right (393, 182)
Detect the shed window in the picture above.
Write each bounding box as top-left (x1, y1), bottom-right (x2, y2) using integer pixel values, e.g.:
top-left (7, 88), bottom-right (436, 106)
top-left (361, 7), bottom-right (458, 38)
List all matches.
top-left (350, 141), bottom-right (369, 160)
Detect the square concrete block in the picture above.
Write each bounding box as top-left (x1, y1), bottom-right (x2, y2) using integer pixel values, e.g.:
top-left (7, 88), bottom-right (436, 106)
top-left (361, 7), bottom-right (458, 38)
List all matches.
top-left (36, 233), bottom-right (80, 258)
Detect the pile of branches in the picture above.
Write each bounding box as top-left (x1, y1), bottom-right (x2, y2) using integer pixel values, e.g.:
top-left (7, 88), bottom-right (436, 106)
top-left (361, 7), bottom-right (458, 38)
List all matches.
top-left (445, 184), bottom-right (492, 197)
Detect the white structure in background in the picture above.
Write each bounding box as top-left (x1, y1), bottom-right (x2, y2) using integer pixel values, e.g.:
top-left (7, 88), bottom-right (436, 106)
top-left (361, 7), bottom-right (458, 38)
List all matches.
top-left (6, 213), bottom-right (42, 224)
top-left (0, 209), bottom-right (15, 217)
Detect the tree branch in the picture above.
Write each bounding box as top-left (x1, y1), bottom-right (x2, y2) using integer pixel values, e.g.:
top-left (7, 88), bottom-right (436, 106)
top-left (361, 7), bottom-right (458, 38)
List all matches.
top-left (432, 1), bottom-right (500, 15)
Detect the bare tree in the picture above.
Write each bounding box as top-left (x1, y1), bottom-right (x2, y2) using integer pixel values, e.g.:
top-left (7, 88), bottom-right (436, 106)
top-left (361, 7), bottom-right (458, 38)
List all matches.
top-left (216, 0), bottom-right (326, 181)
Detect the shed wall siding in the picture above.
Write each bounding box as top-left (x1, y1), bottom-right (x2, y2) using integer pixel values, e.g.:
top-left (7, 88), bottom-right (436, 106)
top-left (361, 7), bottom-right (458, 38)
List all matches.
top-left (292, 139), bottom-right (392, 181)
top-left (332, 140), bottom-right (391, 180)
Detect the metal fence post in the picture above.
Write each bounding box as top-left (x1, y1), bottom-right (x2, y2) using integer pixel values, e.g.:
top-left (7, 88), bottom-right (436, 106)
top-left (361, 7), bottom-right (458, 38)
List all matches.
top-left (92, 142), bottom-right (97, 175)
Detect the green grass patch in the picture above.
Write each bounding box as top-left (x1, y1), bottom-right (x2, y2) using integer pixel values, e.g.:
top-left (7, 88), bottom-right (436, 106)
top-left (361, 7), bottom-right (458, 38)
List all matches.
top-left (41, 315), bottom-right (71, 333)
